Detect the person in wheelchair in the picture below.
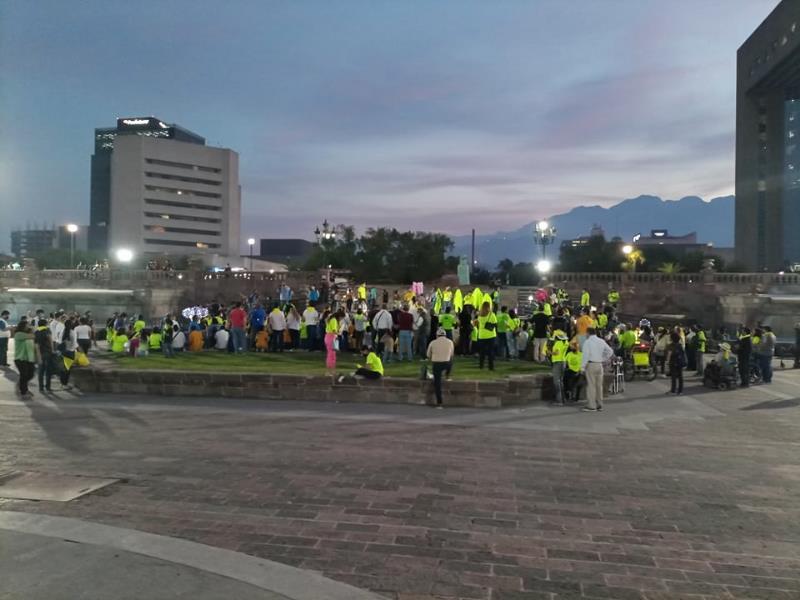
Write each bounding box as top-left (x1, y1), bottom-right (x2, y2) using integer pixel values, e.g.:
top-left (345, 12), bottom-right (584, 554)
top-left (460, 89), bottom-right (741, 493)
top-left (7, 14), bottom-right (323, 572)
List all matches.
top-left (704, 342), bottom-right (738, 388)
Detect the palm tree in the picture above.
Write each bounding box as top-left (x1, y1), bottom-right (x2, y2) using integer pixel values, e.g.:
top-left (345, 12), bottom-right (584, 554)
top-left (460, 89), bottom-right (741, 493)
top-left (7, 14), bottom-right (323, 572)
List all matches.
top-left (658, 262), bottom-right (683, 274)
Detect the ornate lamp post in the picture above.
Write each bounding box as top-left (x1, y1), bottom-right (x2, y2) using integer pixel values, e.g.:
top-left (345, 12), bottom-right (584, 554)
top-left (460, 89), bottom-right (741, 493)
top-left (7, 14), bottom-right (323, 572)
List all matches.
top-left (247, 238), bottom-right (256, 271)
top-left (533, 220), bottom-right (556, 260)
top-left (314, 220), bottom-right (338, 284)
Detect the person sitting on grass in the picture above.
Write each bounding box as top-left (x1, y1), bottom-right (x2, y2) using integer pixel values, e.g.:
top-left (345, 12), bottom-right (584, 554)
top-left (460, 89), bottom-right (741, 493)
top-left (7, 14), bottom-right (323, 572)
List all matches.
top-left (338, 346), bottom-right (384, 382)
top-left (111, 328), bottom-right (129, 353)
top-left (148, 328), bottom-right (162, 352)
top-left (215, 326), bottom-right (230, 350)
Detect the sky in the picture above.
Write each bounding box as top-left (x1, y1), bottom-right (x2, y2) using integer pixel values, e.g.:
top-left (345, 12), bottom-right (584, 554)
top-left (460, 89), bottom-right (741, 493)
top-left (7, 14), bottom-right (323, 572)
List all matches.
top-left (0, 0), bottom-right (780, 253)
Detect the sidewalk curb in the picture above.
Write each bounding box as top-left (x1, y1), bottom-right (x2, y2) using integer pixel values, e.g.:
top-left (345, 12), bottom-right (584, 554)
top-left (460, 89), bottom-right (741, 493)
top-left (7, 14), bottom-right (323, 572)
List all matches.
top-left (0, 511), bottom-right (382, 600)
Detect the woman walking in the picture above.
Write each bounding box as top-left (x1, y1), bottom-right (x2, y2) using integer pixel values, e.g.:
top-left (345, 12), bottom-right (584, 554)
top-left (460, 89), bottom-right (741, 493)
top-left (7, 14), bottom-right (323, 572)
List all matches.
top-left (324, 310), bottom-right (341, 376)
top-left (14, 321), bottom-right (36, 397)
top-left (666, 331), bottom-right (686, 395)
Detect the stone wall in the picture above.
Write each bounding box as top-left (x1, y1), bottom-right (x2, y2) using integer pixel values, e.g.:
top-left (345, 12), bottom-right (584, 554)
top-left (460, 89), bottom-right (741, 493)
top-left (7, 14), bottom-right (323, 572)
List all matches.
top-left (71, 369), bottom-right (550, 408)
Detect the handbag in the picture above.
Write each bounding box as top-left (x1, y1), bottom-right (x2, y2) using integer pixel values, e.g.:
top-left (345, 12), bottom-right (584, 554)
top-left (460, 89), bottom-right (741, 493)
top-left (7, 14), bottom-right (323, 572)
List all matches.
top-left (333, 337), bottom-right (340, 351)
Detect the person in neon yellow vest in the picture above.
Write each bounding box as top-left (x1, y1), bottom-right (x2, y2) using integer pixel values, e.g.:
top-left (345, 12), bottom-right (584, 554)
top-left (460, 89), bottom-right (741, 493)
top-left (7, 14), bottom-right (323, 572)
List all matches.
top-left (473, 301), bottom-right (497, 370)
top-left (453, 289), bottom-right (463, 314)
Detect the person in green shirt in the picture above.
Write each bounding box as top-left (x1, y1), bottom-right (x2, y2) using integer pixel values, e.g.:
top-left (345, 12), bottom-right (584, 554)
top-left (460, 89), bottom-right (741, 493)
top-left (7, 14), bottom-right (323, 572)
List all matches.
top-left (618, 325), bottom-right (637, 356)
top-left (111, 329), bottom-right (129, 353)
top-left (473, 301), bottom-right (498, 370)
top-left (133, 315), bottom-right (146, 335)
top-left (496, 306), bottom-right (511, 361)
top-left (549, 329), bottom-right (568, 405)
top-left (340, 346), bottom-right (384, 381)
top-left (14, 321), bottom-right (37, 397)
top-left (148, 329), bottom-right (162, 350)
top-left (438, 306), bottom-right (457, 340)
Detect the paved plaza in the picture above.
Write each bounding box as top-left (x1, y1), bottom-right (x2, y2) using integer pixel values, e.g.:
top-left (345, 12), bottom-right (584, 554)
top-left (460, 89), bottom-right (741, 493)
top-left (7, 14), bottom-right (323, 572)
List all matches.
top-left (1, 366), bottom-right (800, 599)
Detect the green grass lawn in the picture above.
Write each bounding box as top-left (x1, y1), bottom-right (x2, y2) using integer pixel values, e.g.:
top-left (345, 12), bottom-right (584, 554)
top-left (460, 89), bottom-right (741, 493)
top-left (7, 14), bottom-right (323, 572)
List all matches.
top-left (107, 350), bottom-right (547, 380)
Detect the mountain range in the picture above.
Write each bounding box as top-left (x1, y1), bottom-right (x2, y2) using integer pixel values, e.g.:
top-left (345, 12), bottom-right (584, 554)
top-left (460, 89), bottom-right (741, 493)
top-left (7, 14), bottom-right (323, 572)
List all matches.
top-left (451, 194), bottom-right (734, 267)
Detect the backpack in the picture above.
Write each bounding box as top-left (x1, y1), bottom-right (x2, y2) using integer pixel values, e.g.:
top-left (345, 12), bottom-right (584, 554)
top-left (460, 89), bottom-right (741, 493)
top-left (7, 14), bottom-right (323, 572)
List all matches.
top-left (673, 347), bottom-right (687, 369)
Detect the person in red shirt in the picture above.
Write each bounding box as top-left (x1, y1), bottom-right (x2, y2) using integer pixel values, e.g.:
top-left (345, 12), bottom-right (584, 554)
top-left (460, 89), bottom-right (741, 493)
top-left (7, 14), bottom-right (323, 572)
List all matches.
top-left (395, 305), bottom-right (414, 361)
top-left (227, 302), bottom-right (247, 353)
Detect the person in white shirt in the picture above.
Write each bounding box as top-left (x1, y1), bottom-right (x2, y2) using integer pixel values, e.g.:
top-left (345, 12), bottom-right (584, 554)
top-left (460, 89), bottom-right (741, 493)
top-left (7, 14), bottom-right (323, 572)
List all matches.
top-left (516, 325), bottom-right (530, 358)
top-left (267, 307), bottom-right (287, 352)
top-left (302, 305), bottom-right (320, 351)
top-left (580, 328), bottom-right (614, 412)
top-left (286, 307), bottom-right (301, 350)
top-left (172, 327), bottom-right (186, 351)
top-left (50, 314), bottom-right (66, 352)
top-left (372, 304), bottom-right (394, 353)
top-left (74, 318), bottom-right (93, 354)
top-left (0, 310), bottom-right (10, 367)
top-left (214, 327), bottom-right (230, 350)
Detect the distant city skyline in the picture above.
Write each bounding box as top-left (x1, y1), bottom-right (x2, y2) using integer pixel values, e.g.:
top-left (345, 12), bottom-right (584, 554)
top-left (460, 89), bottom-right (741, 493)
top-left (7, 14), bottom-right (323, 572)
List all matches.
top-left (0, 0), bottom-right (780, 254)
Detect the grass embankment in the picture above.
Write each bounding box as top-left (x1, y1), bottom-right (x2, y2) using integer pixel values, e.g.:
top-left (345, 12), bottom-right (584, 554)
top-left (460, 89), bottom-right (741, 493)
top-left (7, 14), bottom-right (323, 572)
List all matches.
top-left (108, 351), bottom-right (547, 380)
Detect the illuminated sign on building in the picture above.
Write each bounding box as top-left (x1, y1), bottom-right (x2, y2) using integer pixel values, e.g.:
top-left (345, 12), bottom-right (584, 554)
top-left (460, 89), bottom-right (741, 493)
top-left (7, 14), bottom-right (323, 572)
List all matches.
top-left (121, 118), bottom-right (151, 126)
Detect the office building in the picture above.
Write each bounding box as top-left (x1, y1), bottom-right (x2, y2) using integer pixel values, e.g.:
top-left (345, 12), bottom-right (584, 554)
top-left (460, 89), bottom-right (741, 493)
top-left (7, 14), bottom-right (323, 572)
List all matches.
top-left (90, 117), bottom-right (240, 258)
top-left (11, 225), bottom-right (88, 258)
top-left (735, 0), bottom-right (800, 271)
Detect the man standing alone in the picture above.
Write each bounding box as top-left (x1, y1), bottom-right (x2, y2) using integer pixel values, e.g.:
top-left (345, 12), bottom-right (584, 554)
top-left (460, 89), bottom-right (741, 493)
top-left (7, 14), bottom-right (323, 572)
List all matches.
top-left (580, 327), bottom-right (614, 412)
top-left (427, 328), bottom-right (455, 408)
top-left (0, 310), bottom-right (10, 367)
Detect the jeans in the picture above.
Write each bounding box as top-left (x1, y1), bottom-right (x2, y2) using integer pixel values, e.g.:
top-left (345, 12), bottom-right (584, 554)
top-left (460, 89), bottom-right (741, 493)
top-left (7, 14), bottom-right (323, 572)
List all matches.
top-left (230, 327), bottom-right (246, 353)
top-left (15, 360), bottom-right (35, 394)
top-left (431, 361), bottom-right (449, 405)
top-left (290, 329), bottom-right (300, 349)
top-left (552, 361), bottom-right (565, 404)
top-left (670, 366), bottom-right (684, 393)
top-left (497, 332), bottom-right (507, 359)
top-left (478, 338), bottom-right (495, 370)
top-left (398, 330), bottom-right (413, 361)
top-left (0, 336), bottom-right (8, 365)
top-left (415, 329), bottom-right (429, 358)
top-left (306, 324), bottom-right (318, 350)
top-left (533, 337), bottom-right (547, 362)
top-left (162, 342), bottom-right (175, 358)
top-left (37, 356), bottom-right (54, 390)
top-left (355, 367), bottom-right (381, 380)
top-left (270, 330), bottom-right (284, 352)
top-left (739, 355), bottom-right (750, 387)
top-left (759, 353), bottom-right (773, 383)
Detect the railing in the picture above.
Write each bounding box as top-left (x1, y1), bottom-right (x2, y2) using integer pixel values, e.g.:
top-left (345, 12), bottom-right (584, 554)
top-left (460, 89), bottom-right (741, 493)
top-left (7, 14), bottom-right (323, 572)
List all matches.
top-left (548, 272), bottom-right (800, 287)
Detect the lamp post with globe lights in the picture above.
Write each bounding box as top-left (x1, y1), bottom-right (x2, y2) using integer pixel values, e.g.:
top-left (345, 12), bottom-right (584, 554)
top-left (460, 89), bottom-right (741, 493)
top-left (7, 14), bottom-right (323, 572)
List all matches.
top-left (247, 238), bottom-right (256, 271)
top-left (66, 224), bottom-right (78, 268)
top-left (533, 220), bottom-right (556, 260)
top-left (314, 220), bottom-right (338, 284)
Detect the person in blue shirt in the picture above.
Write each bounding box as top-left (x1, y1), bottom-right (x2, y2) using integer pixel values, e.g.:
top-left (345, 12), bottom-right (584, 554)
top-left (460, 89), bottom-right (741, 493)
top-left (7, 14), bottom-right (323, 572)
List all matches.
top-left (248, 303), bottom-right (266, 351)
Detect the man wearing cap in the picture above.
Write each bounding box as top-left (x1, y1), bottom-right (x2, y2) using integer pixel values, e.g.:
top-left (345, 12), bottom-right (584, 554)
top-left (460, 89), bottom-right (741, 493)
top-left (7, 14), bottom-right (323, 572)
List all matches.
top-left (427, 328), bottom-right (455, 408)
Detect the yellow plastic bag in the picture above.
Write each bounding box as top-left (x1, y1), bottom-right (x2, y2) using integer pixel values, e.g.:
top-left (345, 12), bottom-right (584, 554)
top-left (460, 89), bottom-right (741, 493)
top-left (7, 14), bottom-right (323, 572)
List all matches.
top-left (75, 351), bottom-right (90, 367)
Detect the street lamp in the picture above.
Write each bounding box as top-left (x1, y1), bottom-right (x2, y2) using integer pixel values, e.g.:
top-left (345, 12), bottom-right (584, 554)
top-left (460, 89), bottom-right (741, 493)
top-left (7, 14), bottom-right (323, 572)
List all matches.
top-left (314, 220), bottom-right (338, 284)
top-left (622, 244), bottom-right (633, 255)
top-left (66, 224), bottom-right (78, 268)
top-left (247, 238), bottom-right (256, 271)
top-left (536, 259), bottom-right (552, 274)
top-left (533, 220), bottom-right (556, 260)
top-left (115, 248), bottom-right (133, 263)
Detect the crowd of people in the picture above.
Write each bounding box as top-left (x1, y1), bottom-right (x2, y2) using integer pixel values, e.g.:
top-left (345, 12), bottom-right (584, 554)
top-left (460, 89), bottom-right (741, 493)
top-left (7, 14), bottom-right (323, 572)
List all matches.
top-left (0, 280), bottom-right (783, 409)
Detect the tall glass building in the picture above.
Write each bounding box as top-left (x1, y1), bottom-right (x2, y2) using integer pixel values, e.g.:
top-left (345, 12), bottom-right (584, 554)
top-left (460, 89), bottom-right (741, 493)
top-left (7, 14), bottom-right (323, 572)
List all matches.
top-left (735, 0), bottom-right (800, 271)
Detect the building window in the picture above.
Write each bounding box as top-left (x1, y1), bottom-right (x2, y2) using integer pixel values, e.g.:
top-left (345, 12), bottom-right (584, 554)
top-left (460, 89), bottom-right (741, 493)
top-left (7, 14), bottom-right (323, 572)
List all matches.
top-left (143, 238), bottom-right (220, 249)
top-left (758, 180), bottom-right (767, 191)
top-left (144, 211), bottom-right (221, 224)
top-left (144, 198), bottom-right (222, 212)
top-left (144, 171), bottom-right (222, 186)
top-left (144, 224), bottom-right (221, 236)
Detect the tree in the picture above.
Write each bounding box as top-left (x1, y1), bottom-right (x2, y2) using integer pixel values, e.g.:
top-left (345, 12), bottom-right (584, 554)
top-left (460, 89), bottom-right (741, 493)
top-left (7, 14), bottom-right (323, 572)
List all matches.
top-left (302, 226), bottom-right (455, 283)
top-left (559, 237), bottom-right (625, 272)
top-left (496, 259), bottom-right (514, 284)
top-left (657, 262), bottom-right (683, 274)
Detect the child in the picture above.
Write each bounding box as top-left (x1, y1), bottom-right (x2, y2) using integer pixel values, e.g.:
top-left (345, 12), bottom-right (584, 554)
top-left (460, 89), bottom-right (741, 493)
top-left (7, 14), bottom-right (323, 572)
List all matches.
top-left (254, 328), bottom-right (269, 352)
top-left (380, 331), bottom-right (394, 365)
top-left (516, 323), bottom-right (530, 360)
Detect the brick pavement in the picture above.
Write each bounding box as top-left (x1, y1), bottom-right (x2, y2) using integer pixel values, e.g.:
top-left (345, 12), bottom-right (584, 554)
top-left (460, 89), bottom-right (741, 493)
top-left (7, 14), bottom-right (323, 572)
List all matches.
top-left (2, 371), bottom-right (800, 599)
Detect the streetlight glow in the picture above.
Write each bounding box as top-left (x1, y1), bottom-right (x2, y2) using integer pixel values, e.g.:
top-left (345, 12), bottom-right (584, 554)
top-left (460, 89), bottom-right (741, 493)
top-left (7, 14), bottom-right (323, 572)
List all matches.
top-left (536, 259), bottom-right (552, 274)
top-left (622, 244), bottom-right (633, 255)
top-left (247, 238), bottom-right (255, 246)
top-left (115, 248), bottom-right (134, 263)
top-left (536, 220), bottom-right (549, 232)
top-left (66, 223), bottom-right (79, 233)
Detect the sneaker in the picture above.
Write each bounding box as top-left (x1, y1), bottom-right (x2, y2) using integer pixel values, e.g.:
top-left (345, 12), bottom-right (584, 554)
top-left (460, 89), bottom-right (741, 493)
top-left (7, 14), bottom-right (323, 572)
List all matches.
top-left (436, 405), bottom-right (443, 410)
top-left (582, 407), bottom-right (598, 412)
top-left (337, 376), bottom-right (345, 383)
top-left (549, 401), bottom-right (565, 407)
top-left (597, 406), bottom-right (603, 411)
